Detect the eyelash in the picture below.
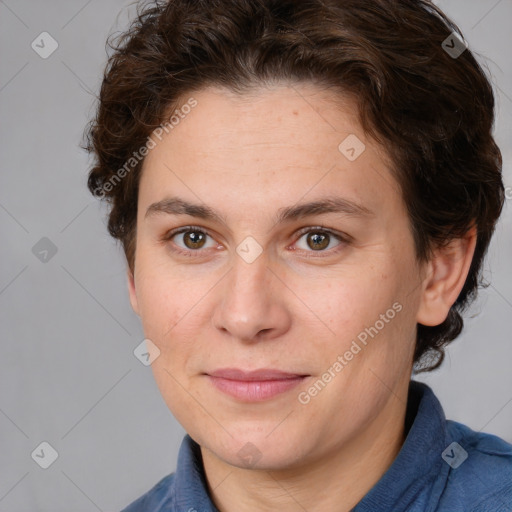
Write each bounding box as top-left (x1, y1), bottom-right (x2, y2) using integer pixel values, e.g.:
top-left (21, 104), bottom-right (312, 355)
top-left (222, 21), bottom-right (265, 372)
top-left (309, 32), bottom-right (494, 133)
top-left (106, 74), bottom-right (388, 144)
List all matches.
top-left (161, 225), bottom-right (350, 259)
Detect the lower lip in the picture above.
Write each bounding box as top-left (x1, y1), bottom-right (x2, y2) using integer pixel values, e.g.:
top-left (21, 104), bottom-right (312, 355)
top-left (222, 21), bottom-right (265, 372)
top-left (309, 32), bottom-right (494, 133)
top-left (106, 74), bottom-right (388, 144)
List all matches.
top-left (207, 375), bottom-right (307, 402)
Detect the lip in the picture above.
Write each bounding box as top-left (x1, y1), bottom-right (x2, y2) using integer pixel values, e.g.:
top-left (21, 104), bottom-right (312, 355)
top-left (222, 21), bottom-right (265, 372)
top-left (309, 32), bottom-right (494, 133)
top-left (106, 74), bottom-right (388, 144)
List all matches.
top-left (207, 368), bottom-right (306, 381)
top-left (205, 368), bottom-right (309, 402)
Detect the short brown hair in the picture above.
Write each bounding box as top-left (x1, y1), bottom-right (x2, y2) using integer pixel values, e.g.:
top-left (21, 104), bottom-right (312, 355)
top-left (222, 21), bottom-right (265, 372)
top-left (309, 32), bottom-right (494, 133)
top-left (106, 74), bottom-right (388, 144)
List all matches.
top-left (84, 0), bottom-right (504, 372)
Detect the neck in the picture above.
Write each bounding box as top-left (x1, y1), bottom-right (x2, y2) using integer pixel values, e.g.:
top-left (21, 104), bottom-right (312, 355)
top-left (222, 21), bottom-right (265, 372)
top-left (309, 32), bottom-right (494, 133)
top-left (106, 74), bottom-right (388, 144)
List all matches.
top-left (201, 385), bottom-right (409, 512)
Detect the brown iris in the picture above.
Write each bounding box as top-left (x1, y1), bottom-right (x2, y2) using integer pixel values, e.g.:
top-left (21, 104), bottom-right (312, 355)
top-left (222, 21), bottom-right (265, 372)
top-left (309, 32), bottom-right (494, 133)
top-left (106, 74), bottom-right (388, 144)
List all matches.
top-left (306, 232), bottom-right (330, 251)
top-left (183, 230), bottom-right (207, 249)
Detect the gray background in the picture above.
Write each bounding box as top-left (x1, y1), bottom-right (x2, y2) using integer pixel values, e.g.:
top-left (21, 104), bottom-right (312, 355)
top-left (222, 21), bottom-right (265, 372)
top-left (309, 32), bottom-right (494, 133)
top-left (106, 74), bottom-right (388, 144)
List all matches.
top-left (0, 0), bottom-right (511, 510)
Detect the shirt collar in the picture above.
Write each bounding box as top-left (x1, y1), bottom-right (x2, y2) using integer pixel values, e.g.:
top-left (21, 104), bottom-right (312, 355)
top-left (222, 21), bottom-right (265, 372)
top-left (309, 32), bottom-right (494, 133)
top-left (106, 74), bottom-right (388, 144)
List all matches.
top-left (174, 433), bottom-right (220, 511)
top-left (352, 379), bottom-right (450, 511)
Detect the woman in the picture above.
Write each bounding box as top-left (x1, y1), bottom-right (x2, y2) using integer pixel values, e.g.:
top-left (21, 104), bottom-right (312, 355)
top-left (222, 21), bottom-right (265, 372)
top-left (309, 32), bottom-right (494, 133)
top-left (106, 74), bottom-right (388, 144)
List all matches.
top-left (85, 0), bottom-right (512, 510)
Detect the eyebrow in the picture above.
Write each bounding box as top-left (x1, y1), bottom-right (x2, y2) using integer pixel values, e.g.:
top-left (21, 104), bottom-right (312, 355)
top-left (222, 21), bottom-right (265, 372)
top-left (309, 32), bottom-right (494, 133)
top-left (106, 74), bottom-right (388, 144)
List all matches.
top-left (144, 195), bottom-right (374, 225)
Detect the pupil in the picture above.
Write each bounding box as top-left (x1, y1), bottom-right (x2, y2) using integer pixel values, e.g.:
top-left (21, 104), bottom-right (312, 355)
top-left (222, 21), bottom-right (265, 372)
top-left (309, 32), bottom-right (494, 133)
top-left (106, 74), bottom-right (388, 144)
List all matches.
top-left (186, 231), bottom-right (204, 248)
top-left (309, 232), bottom-right (328, 250)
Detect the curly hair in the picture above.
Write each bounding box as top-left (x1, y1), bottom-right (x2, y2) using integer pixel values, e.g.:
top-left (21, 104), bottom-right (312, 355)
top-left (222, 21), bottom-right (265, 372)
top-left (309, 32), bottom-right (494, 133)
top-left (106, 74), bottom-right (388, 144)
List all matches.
top-left (84, 0), bottom-right (504, 373)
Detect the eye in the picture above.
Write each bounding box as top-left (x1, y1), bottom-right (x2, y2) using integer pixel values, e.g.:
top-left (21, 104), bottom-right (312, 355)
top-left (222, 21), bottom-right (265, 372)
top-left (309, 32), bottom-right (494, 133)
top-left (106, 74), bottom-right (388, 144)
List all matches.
top-left (293, 226), bottom-right (348, 256)
top-left (163, 226), bottom-right (218, 256)
top-left (161, 225), bottom-right (350, 258)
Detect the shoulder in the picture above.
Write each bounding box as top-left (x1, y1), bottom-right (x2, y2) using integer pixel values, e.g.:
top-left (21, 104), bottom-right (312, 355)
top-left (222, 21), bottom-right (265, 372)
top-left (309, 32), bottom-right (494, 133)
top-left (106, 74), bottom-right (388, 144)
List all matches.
top-left (439, 420), bottom-right (512, 512)
top-left (120, 472), bottom-right (176, 512)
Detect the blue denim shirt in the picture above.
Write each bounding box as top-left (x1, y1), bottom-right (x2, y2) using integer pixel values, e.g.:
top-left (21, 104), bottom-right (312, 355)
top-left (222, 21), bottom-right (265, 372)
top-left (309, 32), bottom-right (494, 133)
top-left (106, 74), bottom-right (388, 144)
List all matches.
top-left (121, 380), bottom-right (512, 511)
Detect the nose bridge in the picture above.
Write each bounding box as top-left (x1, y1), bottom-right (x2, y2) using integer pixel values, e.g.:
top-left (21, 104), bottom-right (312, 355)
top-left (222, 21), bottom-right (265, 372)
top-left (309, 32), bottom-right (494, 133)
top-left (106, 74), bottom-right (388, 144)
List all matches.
top-left (212, 246), bottom-right (289, 341)
top-left (227, 248), bottom-right (272, 314)
top-left (227, 233), bottom-right (272, 298)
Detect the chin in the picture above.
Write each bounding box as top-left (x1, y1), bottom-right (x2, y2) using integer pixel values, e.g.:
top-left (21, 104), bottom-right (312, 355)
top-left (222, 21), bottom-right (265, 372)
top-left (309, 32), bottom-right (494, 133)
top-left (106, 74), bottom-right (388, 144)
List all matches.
top-left (202, 429), bottom-right (310, 471)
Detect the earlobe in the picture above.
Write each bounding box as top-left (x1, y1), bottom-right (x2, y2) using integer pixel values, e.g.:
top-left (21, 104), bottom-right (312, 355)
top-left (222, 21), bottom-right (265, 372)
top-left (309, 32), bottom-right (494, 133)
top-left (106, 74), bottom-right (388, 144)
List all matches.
top-left (127, 267), bottom-right (140, 316)
top-left (416, 226), bottom-right (477, 327)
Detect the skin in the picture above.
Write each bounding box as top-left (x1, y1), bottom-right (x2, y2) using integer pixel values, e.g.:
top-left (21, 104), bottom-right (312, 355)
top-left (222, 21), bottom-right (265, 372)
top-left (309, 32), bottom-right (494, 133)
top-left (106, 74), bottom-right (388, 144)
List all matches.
top-left (127, 83), bottom-right (476, 512)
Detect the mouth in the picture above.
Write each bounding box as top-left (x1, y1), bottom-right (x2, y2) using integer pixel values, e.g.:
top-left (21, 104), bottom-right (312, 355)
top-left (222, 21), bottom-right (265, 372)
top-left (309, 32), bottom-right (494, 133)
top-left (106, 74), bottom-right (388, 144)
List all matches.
top-left (205, 368), bottom-right (309, 402)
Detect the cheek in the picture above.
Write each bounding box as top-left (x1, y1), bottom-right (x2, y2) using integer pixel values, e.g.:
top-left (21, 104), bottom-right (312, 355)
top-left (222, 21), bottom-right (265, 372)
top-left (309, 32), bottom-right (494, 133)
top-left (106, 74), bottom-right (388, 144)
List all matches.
top-left (309, 271), bottom-right (416, 379)
top-left (137, 283), bottom-right (173, 330)
top-left (295, 269), bottom-right (397, 340)
top-left (134, 264), bottom-right (215, 371)
top-left (134, 264), bottom-right (186, 350)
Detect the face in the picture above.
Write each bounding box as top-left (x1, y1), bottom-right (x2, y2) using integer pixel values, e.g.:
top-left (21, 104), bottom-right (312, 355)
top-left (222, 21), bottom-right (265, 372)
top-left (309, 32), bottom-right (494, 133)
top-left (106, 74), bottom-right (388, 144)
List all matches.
top-left (128, 83), bottom-right (426, 470)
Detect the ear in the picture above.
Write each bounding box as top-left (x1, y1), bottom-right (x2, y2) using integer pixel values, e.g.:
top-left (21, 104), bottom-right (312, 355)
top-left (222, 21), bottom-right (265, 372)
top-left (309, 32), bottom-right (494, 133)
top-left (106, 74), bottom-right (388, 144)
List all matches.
top-left (416, 225), bottom-right (477, 326)
top-left (127, 267), bottom-right (140, 316)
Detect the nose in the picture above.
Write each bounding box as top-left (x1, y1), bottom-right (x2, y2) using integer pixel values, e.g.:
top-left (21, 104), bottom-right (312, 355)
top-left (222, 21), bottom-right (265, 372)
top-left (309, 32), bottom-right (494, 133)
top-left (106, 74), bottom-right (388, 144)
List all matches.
top-left (211, 251), bottom-right (292, 343)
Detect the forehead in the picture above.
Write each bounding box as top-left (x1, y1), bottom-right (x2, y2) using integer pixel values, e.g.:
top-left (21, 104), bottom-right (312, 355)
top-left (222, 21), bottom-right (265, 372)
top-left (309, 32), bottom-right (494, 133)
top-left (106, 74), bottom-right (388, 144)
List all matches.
top-left (174, 82), bottom-right (363, 148)
top-left (138, 83), bottom-right (403, 224)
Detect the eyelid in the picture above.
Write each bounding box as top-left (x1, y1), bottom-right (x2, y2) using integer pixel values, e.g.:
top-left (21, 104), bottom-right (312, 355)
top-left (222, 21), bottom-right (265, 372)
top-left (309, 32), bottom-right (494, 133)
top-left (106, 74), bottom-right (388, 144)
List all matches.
top-left (293, 225), bottom-right (352, 244)
top-left (161, 224), bottom-right (351, 257)
top-left (161, 225), bottom-right (219, 255)
top-left (290, 225), bottom-right (351, 257)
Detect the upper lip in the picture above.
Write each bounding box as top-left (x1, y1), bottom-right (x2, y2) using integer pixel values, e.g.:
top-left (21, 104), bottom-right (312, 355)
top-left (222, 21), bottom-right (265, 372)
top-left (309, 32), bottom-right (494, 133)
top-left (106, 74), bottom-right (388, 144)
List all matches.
top-left (206, 368), bottom-right (308, 381)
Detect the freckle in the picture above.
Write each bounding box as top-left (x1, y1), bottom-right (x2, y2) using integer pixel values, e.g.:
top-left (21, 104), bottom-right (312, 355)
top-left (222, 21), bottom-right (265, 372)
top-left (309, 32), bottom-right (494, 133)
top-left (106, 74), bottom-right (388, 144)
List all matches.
top-left (293, 110), bottom-right (298, 116)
